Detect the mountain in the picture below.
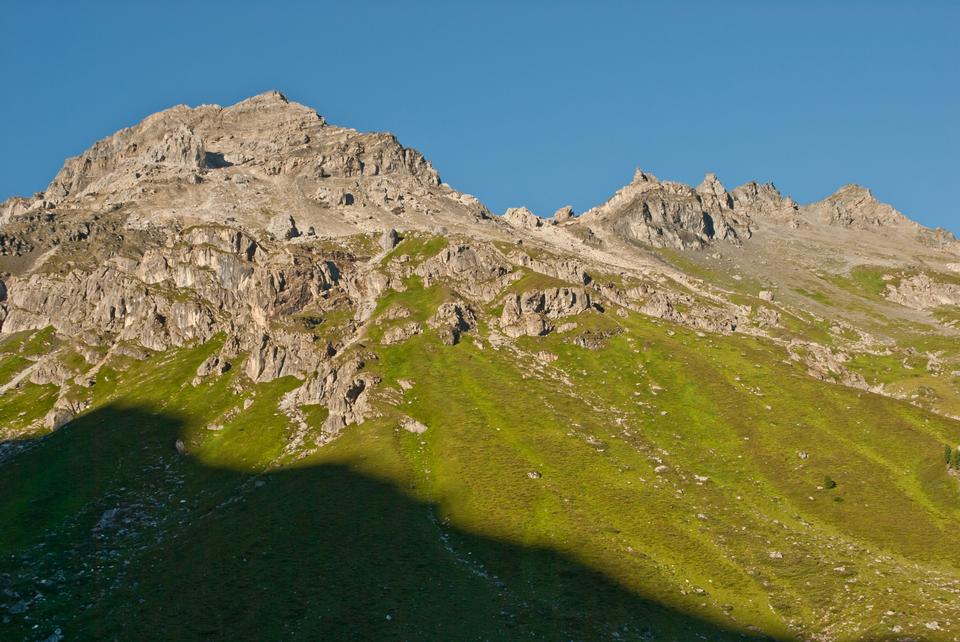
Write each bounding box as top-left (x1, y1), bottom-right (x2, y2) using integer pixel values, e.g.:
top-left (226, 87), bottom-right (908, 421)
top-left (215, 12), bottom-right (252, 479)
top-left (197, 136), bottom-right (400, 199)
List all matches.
top-left (1, 92), bottom-right (959, 641)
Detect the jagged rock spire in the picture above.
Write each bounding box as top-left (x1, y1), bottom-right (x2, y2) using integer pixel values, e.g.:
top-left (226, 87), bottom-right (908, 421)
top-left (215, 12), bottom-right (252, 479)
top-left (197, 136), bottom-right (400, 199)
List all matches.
top-left (631, 168), bottom-right (659, 184)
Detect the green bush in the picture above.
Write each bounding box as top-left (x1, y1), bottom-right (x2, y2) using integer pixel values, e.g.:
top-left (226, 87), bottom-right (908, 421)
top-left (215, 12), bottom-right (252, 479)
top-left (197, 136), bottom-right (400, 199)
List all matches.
top-left (823, 476), bottom-right (837, 490)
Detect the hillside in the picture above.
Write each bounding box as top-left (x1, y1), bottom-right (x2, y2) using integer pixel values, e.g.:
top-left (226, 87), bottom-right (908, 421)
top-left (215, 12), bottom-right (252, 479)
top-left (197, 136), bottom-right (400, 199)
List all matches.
top-left (1, 92), bottom-right (959, 641)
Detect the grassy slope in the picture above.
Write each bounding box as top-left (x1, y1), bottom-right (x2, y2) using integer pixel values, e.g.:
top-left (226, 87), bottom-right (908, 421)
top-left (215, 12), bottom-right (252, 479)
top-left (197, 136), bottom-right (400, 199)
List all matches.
top-left (0, 332), bottom-right (755, 641)
top-left (812, 266), bottom-right (960, 419)
top-left (1, 245), bottom-right (960, 639)
top-left (661, 247), bottom-right (960, 422)
top-left (368, 281), bottom-right (960, 640)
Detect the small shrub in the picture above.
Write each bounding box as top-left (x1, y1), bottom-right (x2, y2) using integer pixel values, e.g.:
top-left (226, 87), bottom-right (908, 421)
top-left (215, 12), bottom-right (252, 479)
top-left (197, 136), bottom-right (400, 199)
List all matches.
top-left (823, 476), bottom-right (837, 490)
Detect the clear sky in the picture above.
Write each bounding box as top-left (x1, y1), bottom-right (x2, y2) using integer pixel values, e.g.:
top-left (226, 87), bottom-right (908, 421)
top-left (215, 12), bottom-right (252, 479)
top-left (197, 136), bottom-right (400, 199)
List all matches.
top-left (2, 1), bottom-right (957, 232)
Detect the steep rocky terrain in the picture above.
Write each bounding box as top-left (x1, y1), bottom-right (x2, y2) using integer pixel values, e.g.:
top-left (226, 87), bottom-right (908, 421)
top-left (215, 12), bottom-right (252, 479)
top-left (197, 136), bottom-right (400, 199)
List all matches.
top-left (1, 92), bottom-right (959, 641)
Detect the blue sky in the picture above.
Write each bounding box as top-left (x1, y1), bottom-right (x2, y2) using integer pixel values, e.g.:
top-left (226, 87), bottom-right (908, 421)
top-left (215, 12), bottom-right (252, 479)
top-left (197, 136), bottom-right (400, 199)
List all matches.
top-left (2, 1), bottom-right (957, 232)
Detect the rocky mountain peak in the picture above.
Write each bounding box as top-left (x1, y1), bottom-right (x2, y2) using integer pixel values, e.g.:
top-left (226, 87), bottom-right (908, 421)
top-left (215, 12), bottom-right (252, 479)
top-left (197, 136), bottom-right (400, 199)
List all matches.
top-left (239, 89), bottom-right (290, 104)
top-left (631, 168), bottom-right (659, 185)
top-left (4, 92), bottom-right (483, 240)
top-left (218, 90), bottom-right (326, 129)
top-left (729, 181), bottom-right (799, 220)
top-left (695, 172), bottom-right (728, 198)
top-left (578, 169), bottom-right (751, 249)
top-left (695, 172), bottom-right (733, 212)
top-left (803, 183), bottom-right (912, 229)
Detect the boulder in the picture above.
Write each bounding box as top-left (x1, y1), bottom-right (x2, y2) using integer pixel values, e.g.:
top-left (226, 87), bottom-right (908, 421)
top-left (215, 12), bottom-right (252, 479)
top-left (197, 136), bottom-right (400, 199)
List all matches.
top-left (401, 417), bottom-right (428, 434)
top-left (268, 214), bottom-right (300, 240)
top-left (382, 322), bottom-right (422, 345)
top-left (503, 207), bottom-right (542, 229)
top-left (428, 301), bottom-right (476, 345)
top-left (550, 205), bottom-right (575, 224)
top-left (381, 228), bottom-right (400, 251)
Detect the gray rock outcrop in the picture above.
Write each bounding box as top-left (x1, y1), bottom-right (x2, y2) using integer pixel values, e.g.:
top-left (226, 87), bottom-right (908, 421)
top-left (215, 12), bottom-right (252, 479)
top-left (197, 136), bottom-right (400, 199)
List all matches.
top-left (500, 287), bottom-right (592, 337)
top-left (577, 169), bottom-right (753, 249)
top-left (268, 214), bottom-right (300, 240)
top-left (885, 273), bottom-right (960, 310)
top-left (550, 205), bottom-right (575, 224)
top-left (503, 207), bottom-right (542, 230)
top-left (428, 301), bottom-right (476, 345)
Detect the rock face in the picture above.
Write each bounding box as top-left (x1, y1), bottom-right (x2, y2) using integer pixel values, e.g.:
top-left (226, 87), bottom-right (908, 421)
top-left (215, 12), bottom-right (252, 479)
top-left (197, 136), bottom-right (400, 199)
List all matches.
top-left (44, 121), bottom-right (207, 204)
top-left (381, 228), bottom-right (400, 250)
top-left (500, 287), bottom-right (592, 337)
top-left (0, 91), bottom-right (512, 434)
top-left (414, 244), bottom-right (514, 302)
top-left (428, 301), bottom-right (476, 345)
top-left (572, 168), bottom-right (815, 249)
top-left (731, 181), bottom-right (798, 218)
top-left (577, 169), bottom-right (756, 249)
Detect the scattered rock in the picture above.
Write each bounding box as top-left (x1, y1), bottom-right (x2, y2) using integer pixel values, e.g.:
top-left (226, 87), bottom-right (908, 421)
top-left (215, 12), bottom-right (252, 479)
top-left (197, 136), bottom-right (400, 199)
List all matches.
top-left (382, 322), bottom-right (422, 345)
top-left (886, 272), bottom-right (960, 310)
top-left (401, 417), bottom-right (428, 434)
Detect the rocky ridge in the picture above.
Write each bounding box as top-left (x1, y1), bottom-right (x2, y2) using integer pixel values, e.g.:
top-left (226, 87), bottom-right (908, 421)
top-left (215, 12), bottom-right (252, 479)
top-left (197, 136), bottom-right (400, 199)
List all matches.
top-left (0, 90), bottom-right (958, 435)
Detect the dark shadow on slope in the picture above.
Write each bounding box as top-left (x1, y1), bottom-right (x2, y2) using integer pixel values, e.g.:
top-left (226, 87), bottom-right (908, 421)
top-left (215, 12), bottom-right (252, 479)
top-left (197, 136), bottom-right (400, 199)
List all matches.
top-left (202, 151), bottom-right (233, 169)
top-left (0, 405), bottom-right (783, 641)
top-left (701, 212), bottom-right (716, 239)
